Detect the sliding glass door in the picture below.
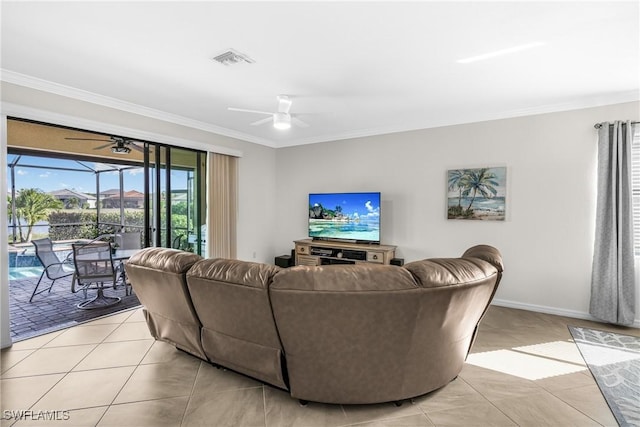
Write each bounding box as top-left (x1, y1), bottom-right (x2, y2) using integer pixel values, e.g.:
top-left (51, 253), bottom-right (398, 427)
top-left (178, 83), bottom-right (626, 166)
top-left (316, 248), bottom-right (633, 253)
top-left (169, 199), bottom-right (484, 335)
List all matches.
top-left (6, 118), bottom-right (207, 256)
top-left (145, 144), bottom-right (205, 254)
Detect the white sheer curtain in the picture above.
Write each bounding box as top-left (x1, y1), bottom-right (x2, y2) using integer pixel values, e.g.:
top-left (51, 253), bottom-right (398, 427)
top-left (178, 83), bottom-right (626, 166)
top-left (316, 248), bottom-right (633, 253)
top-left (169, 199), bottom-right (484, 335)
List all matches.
top-left (207, 152), bottom-right (238, 259)
top-left (590, 121), bottom-right (636, 325)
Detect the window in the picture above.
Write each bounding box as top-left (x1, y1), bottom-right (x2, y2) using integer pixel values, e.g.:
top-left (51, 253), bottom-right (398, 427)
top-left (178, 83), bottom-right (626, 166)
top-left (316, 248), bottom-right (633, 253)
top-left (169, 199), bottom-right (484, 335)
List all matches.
top-left (632, 123), bottom-right (640, 255)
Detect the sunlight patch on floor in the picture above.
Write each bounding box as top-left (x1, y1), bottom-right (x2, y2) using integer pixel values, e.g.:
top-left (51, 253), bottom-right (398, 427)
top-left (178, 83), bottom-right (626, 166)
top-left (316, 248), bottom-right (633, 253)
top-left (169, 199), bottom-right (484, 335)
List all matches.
top-left (467, 341), bottom-right (588, 380)
top-left (513, 340), bottom-right (587, 366)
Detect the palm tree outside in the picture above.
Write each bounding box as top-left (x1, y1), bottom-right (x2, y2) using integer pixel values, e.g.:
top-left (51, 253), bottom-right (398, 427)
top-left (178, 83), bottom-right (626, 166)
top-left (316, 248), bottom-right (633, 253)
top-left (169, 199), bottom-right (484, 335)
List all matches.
top-left (13, 188), bottom-right (63, 242)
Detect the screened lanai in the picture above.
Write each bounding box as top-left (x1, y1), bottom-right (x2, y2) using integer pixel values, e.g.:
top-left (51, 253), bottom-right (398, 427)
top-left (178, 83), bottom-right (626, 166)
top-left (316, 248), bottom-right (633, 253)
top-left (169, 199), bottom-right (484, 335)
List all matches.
top-left (5, 118), bottom-right (207, 341)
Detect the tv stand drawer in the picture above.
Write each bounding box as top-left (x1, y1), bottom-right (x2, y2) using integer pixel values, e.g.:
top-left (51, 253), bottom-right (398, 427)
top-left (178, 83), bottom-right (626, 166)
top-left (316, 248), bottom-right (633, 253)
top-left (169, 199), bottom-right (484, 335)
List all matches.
top-left (297, 255), bottom-right (319, 266)
top-left (366, 251), bottom-right (384, 264)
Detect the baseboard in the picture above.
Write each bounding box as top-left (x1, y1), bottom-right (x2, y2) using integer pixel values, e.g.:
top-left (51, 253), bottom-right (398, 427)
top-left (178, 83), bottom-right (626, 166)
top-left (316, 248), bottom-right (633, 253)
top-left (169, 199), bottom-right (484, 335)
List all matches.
top-left (492, 298), bottom-right (640, 329)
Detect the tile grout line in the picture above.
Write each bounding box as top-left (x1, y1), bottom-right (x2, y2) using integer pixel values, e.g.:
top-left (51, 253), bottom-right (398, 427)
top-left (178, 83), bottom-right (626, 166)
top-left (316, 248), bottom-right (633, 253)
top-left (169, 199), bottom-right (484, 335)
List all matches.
top-left (95, 311), bottom-right (148, 427)
top-left (456, 372), bottom-right (521, 426)
top-left (262, 385), bottom-right (268, 427)
top-left (179, 359), bottom-right (205, 426)
top-left (542, 385), bottom-right (611, 427)
top-left (18, 310), bottom-right (142, 425)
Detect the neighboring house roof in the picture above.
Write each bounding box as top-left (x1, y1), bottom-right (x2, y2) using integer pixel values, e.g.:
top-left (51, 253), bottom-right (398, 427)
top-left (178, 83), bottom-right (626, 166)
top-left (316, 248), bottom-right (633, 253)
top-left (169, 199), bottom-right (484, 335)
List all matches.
top-left (100, 188), bottom-right (121, 196)
top-left (48, 189), bottom-right (96, 201)
top-left (102, 190), bottom-right (144, 199)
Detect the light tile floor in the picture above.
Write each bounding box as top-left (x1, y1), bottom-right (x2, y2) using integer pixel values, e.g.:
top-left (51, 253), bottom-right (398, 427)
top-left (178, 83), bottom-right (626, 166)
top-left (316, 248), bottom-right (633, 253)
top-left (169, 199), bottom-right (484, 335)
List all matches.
top-left (2, 306), bottom-right (639, 426)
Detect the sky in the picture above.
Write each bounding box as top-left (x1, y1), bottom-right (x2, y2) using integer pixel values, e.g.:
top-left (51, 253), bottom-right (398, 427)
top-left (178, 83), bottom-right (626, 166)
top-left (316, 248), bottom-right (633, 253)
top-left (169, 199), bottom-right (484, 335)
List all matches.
top-left (8, 154), bottom-right (144, 194)
top-left (309, 192), bottom-right (381, 218)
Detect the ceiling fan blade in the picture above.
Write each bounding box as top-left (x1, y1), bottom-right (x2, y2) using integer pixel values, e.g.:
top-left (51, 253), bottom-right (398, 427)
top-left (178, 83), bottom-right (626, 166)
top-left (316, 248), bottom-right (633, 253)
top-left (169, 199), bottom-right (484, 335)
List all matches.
top-left (65, 137), bottom-right (112, 142)
top-left (94, 142), bottom-right (114, 150)
top-left (129, 143), bottom-right (145, 153)
top-left (292, 116), bottom-right (310, 128)
top-left (277, 95), bottom-right (292, 114)
top-left (250, 116), bottom-right (274, 126)
top-left (228, 107), bottom-right (272, 115)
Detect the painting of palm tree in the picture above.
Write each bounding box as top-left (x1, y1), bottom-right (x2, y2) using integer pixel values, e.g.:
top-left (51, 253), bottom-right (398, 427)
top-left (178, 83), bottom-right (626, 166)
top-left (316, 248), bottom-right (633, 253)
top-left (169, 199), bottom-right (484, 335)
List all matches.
top-left (447, 167), bottom-right (506, 220)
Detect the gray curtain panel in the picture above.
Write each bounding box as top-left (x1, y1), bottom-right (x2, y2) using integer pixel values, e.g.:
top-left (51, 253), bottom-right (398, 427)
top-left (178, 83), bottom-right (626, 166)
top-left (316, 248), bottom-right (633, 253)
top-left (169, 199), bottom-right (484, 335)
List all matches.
top-left (590, 121), bottom-right (636, 325)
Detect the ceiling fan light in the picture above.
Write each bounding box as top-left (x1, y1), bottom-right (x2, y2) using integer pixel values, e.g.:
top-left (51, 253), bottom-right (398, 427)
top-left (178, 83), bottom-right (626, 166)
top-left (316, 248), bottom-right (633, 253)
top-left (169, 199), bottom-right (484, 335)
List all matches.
top-left (111, 145), bottom-right (131, 154)
top-left (273, 112), bottom-right (291, 130)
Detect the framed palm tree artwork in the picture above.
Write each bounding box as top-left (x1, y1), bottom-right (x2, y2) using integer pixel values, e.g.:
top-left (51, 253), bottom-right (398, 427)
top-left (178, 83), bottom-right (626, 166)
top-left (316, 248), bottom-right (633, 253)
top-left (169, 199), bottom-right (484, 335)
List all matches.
top-left (447, 166), bottom-right (506, 220)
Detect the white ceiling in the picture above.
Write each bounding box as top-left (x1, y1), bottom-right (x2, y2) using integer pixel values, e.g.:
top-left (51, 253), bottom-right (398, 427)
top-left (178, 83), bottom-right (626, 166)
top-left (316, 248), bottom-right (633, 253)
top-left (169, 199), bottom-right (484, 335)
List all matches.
top-left (1, 1), bottom-right (639, 148)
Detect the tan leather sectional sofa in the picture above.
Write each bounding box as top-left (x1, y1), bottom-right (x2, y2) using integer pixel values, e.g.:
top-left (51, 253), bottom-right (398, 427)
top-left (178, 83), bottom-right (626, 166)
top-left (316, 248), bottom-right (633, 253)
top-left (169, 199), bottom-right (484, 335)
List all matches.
top-left (126, 245), bottom-right (503, 405)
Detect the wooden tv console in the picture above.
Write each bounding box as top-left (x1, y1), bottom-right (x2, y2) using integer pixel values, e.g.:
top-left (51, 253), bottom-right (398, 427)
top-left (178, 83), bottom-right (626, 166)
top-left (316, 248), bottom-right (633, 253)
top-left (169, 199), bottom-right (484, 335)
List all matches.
top-left (294, 239), bottom-right (396, 266)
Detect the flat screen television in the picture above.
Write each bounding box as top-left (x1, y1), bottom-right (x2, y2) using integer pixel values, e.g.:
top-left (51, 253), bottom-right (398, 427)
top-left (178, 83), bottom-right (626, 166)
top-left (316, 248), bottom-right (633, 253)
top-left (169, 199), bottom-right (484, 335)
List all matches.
top-left (308, 192), bottom-right (381, 244)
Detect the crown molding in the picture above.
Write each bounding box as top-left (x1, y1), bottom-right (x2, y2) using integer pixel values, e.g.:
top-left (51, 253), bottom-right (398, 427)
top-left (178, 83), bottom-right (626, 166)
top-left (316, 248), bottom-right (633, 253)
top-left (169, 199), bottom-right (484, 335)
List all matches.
top-left (1, 69), bottom-right (275, 149)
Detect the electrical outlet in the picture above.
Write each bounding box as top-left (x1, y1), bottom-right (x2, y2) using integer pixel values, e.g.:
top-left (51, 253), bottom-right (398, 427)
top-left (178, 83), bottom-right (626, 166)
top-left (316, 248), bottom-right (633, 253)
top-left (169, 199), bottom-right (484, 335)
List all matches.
top-left (252, 251), bottom-right (256, 259)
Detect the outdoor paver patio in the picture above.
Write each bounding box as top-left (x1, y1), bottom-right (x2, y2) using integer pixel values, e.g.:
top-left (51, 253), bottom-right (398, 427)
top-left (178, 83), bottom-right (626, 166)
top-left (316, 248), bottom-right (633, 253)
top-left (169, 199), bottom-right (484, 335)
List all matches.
top-left (8, 274), bottom-right (140, 342)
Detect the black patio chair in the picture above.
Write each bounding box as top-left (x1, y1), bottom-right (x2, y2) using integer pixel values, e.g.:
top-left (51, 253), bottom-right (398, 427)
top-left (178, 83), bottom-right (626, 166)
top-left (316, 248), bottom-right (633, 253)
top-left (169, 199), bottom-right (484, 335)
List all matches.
top-left (30, 238), bottom-right (75, 302)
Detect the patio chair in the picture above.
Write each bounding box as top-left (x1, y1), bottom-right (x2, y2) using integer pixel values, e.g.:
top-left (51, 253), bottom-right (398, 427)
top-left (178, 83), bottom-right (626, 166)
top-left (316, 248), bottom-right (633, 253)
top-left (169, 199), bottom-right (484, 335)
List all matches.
top-left (113, 231), bottom-right (142, 296)
top-left (72, 242), bottom-right (121, 309)
top-left (172, 234), bottom-right (185, 250)
top-left (30, 238), bottom-right (76, 302)
top-left (114, 231), bottom-right (142, 250)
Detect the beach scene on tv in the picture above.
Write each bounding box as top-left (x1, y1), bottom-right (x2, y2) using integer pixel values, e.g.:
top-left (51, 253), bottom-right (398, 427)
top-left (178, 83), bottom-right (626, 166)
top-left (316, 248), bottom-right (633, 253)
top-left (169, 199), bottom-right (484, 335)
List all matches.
top-left (308, 193), bottom-right (380, 242)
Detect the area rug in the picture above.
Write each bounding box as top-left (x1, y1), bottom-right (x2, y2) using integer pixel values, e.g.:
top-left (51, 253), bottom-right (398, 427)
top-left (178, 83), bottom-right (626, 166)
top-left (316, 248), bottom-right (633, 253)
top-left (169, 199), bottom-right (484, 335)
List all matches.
top-left (569, 326), bottom-right (640, 427)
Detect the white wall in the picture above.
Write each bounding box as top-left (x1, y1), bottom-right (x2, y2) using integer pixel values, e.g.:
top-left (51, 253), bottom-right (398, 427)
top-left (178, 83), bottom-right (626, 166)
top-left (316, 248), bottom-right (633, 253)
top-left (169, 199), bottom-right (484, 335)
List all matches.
top-left (275, 102), bottom-right (640, 324)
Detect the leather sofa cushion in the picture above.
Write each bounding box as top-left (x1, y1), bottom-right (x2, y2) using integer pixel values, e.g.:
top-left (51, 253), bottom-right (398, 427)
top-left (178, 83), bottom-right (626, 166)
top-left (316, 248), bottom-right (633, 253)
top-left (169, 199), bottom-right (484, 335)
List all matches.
top-left (404, 258), bottom-right (498, 288)
top-left (462, 244), bottom-right (504, 272)
top-left (186, 258), bottom-right (287, 389)
top-left (271, 264), bottom-right (419, 291)
top-left (128, 247), bottom-right (202, 274)
top-left (187, 258), bottom-right (281, 289)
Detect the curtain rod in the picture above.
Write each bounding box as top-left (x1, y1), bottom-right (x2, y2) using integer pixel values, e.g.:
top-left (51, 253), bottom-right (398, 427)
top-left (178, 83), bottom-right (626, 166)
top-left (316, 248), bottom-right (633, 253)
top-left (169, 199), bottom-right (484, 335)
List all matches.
top-left (594, 121), bottom-right (639, 129)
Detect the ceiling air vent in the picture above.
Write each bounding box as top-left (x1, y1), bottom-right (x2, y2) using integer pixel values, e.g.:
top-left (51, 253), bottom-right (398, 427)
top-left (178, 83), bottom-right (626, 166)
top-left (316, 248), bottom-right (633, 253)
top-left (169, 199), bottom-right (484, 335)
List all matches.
top-left (212, 49), bottom-right (255, 66)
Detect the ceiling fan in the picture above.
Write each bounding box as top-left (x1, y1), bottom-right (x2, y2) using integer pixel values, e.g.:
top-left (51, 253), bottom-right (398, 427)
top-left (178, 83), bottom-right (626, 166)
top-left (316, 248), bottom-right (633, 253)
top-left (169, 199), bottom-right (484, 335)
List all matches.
top-left (64, 136), bottom-right (144, 154)
top-left (228, 95), bottom-right (309, 130)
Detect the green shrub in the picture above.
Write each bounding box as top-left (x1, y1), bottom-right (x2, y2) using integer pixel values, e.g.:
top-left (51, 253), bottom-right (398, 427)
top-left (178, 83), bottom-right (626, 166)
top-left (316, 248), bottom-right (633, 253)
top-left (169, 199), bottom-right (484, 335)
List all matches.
top-left (48, 210), bottom-right (146, 240)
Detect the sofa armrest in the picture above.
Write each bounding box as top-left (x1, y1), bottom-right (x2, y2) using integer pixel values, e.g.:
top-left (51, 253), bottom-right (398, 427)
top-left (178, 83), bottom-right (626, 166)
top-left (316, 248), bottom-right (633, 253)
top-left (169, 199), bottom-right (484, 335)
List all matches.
top-left (462, 245), bottom-right (504, 272)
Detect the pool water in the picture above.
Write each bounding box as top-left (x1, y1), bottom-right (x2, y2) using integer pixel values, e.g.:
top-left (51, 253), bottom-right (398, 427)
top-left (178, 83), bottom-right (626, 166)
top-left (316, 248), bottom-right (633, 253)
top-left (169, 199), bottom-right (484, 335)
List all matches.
top-left (8, 244), bottom-right (73, 281)
top-left (9, 266), bottom-right (44, 281)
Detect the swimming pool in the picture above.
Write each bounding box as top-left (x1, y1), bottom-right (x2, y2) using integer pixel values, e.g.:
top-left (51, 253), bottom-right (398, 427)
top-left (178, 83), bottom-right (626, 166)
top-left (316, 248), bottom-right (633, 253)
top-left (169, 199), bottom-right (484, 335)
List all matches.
top-left (9, 266), bottom-right (44, 281)
top-left (8, 242), bottom-right (74, 281)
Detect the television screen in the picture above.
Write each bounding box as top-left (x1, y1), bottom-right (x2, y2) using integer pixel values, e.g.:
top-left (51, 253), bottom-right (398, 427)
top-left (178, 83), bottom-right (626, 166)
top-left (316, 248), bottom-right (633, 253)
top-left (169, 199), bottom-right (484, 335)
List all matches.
top-left (308, 192), bottom-right (381, 243)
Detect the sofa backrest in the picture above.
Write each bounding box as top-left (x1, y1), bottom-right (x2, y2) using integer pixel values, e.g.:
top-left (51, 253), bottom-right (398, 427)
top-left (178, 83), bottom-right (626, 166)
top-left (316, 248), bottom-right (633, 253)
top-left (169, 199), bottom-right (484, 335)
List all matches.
top-left (125, 247), bottom-right (205, 359)
top-left (186, 258), bottom-right (287, 389)
top-left (404, 243), bottom-right (504, 358)
top-left (269, 245), bottom-right (503, 404)
top-left (270, 263), bottom-right (422, 404)
top-left (404, 244), bottom-right (503, 350)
